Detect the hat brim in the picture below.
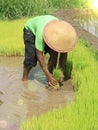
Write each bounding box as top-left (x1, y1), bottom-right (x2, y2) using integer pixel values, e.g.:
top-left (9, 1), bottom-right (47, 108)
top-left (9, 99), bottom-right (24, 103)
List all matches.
top-left (43, 20), bottom-right (78, 53)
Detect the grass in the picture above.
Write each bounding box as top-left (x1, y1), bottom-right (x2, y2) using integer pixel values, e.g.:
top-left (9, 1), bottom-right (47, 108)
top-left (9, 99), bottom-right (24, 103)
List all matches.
top-left (0, 18), bottom-right (29, 56)
top-left (53, 69), bottom-right (62, 81)
top-left (0, 0), bottom-right (88, 20)
top-left (20, 39), bottom-right (98, 130)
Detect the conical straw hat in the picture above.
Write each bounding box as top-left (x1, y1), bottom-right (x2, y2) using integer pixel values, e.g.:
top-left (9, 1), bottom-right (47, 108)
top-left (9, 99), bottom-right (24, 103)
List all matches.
top-left (43, 20), bottom-right (78, 52)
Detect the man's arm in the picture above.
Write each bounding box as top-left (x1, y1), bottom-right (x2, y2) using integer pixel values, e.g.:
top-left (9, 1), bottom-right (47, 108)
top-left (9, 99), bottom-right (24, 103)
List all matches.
top-left (36, 49), bottom-right (57, 86)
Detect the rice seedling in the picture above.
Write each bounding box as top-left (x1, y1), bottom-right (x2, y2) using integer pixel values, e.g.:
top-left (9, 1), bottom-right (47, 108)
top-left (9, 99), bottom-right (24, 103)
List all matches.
top-left (64, 60), bottom-right (73, 80)
top-left (0, 18), bottom-right (29, 56)
top-left (46, 68), bottom-right (63, 89)
top-left (53, 68), bottom-right (62, 81)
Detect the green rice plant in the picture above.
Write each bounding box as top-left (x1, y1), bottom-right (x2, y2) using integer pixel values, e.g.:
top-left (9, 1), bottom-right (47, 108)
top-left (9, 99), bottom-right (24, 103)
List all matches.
top-left (64, 60), bottom-right (73, 80)
top-left (0, 0), bottom-right (50, 20)
top-left (0, 0), bottom-right (88, 20)
top-left (94, 49), bottom-right (98, 60)
top-left (20, 38), bottom-right (98, 130)
top-left (53, 68), bottom-right (62, 81)
top-left (0, 0), bottom-right (49, 20)
top-left (69, 38), bottom-right (98, 91)
top-left (0, 18), bottom-right (29, 56)
top-left (46, 68), bottom-right (63, 89)
top-left (65, 0), bottom-right (88, 8)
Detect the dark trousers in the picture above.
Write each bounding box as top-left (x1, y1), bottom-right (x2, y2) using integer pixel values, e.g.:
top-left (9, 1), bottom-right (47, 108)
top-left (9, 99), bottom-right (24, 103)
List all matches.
top-left (23, 28), bottom-right (37, 67)
top-left (45, 44), bottom-right (67, 73)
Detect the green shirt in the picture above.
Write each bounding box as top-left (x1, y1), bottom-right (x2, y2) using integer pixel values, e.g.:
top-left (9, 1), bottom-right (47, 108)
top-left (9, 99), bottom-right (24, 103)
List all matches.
top-left (25, 15), bottom-right (58, 51)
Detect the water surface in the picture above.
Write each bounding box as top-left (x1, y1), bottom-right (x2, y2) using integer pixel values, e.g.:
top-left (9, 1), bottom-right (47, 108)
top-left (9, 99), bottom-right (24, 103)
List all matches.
top-left (77, 15), bottom-right (98, 38)
top-left (0, 57), bottom-right (75, 130)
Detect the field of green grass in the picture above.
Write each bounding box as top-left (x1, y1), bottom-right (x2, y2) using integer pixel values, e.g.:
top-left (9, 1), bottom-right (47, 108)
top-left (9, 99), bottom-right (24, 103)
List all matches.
top-left (0, 0), bottom-right (88, 20)
top-left (0, 17), bottom-right (98, 130)
top-left (0, 18), bottom-right (29, 56)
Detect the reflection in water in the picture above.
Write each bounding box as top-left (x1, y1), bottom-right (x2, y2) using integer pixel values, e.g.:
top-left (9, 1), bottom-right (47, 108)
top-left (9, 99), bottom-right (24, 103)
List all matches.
top-left (0, 57), bottom-right (75, 129)
top-left (77, 15), bottom-right (98, 37)
top-left (0, 120), bottom-right (18, 130)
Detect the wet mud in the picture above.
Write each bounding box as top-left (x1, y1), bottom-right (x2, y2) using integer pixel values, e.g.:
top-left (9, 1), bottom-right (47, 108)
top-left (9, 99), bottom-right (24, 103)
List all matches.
top-left (0, 57), bottom-right (75, 130)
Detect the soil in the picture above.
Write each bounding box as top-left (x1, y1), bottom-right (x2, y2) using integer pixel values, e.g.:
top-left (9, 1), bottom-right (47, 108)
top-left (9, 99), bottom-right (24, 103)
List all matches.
top-left (52, 8), bottom-right (98, 49)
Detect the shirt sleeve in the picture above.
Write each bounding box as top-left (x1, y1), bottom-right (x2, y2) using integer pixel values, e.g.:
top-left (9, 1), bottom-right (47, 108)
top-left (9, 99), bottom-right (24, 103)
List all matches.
top-left (35, 31), bottom-right (45, 52)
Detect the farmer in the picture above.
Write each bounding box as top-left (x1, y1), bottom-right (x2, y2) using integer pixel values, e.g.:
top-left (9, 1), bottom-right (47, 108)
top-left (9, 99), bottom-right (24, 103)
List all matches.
top-left (22, 15), bottom-right (77, 86)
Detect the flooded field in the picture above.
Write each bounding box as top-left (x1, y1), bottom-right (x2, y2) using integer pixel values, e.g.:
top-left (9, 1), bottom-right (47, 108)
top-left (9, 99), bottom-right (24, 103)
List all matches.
top-left (77, 15), bottom-right (98, 38)
top-left (0, 57), bottom-right (75, 130)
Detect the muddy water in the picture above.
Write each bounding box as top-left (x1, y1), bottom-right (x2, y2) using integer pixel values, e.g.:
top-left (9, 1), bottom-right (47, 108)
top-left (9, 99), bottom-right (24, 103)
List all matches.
top-left (77, 15), bottom-right (98, 38)
top-left (0, 57), bottom-right (75, 130)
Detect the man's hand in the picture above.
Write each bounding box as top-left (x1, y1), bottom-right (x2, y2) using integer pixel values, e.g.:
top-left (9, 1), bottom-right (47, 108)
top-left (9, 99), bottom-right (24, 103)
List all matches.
top-left (36, 49), bottom-right (57, 86)
top-left (47, 74), bottom-right (57, 86)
